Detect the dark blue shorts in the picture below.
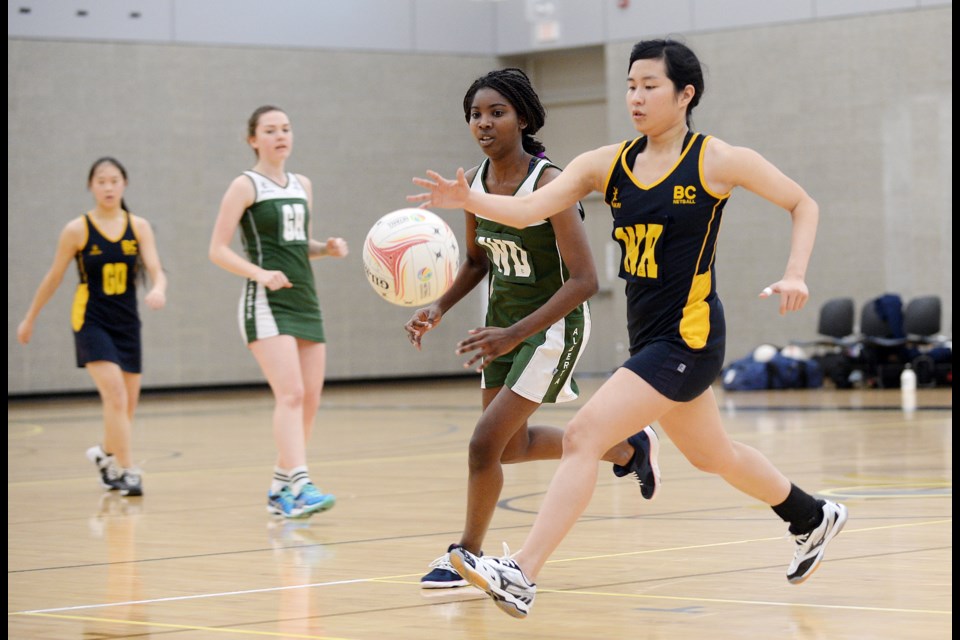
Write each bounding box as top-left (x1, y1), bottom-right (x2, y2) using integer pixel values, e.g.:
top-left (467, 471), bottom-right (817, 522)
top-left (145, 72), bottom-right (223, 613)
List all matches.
top-left (74, 322), bottom-right (142, 373)
top-left (621, 339), bottom-right (724, 402)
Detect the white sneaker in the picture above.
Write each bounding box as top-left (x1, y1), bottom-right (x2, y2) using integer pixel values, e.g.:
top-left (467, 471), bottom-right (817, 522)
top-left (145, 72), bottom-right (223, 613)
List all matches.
top-left (787, 500), bottom-right (848, 584)
top-left (449, 543), bottom-right (536, 618)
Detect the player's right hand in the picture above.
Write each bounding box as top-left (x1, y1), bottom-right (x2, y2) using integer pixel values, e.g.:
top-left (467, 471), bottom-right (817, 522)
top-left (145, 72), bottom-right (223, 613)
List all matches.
top-left (405, 307), bottom-right (441, 350)
top-left (16, 319), bottom-right (33, 345)
top-left (408, 168), bottom-right (470, 210)
top-left (257, 269), bottom-right (292, 291)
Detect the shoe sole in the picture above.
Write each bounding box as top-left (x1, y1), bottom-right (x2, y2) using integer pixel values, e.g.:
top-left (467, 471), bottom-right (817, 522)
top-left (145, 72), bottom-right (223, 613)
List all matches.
top-left (291, 495), bottom-right (336, 519)
top-left (420, 580), bottom-right (469, 589)
top-left (448, 550), bottom-right (528, 619)
top-left (267, 494), bottom-right (336, 519)
top-left (642, 426), bottom-right (661, 500)
top-left (788, 503), bottom-right (848, 585)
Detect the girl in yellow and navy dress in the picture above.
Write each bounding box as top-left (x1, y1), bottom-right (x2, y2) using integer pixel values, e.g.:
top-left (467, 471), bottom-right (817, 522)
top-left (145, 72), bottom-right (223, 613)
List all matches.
top-left (404, 68), bottom-right (660, 590)
top-left (18, 157), bottom-right (168, 497)
top-left (410, 39), bottom-right (847, 619)
top-left (209, 105), bottom-right (348, 519)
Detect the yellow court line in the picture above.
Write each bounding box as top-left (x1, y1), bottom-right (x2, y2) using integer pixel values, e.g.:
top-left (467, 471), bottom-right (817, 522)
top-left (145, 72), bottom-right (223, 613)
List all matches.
top-left (532, 587), bottom-right (952, 616)
top-left (543, 518), bottom-right (953, 565)
top-left (11, 518), bottom-right (951, 626)
top-left (7, 424), bottom-right (45, 438)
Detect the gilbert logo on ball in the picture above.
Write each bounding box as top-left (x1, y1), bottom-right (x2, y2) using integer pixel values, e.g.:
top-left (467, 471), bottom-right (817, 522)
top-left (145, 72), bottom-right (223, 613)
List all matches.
top-left (362, 208), bottom-right (460, 307)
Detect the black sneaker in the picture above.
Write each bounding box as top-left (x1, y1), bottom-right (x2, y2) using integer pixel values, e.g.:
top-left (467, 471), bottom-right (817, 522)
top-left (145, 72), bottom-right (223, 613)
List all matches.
top-left (117, 469), bottom-right (143, 497)
top-left (612, 426), bottom-right (661, 499)
top-left (86, 445), bottom-right (143, 496)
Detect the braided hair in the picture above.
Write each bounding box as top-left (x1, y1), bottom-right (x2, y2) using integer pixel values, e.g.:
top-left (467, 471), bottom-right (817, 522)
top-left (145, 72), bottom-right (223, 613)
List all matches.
top-left (463, 68), bottom-right (547, 157)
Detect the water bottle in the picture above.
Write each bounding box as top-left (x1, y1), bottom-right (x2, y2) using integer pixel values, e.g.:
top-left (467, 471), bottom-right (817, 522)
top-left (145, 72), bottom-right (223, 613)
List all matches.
top-left (900, 364), bottom-right (917, 411)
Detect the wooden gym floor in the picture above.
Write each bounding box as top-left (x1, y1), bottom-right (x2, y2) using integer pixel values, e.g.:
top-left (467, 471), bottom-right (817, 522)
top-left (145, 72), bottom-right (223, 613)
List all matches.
top-left (7, 377), bottom-right (952, 639)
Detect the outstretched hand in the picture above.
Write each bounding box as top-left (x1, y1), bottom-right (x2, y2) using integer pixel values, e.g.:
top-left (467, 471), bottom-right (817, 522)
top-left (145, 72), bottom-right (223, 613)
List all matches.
top-left (407, 168), bottom-right (470, 210)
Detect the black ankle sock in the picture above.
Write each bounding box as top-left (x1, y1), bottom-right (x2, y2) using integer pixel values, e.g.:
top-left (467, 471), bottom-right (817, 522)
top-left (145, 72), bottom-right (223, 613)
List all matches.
top-left (771, 484), bottom-right (825, 535)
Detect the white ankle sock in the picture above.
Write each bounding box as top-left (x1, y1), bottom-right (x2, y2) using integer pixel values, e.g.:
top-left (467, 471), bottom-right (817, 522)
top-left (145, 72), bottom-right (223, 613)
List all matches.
top-left (288, 466), bottom-right (312, 494)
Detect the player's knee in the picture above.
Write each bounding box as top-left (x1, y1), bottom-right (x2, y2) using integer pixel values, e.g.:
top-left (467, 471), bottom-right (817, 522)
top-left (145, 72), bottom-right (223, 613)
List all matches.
top-left (561, 420), bottom-right (604, 458)
top-left (275, 386), bottom-right (305, 409)
top-left (467, 433), bottom-right (503, 470)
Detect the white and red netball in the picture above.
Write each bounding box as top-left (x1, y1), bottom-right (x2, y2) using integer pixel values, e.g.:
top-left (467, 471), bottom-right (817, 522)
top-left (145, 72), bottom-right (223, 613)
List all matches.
top-left (362, 208), bottom-right (460, 307)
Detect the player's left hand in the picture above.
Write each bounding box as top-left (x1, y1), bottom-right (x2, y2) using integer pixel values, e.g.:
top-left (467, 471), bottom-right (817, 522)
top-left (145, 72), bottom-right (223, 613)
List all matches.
top-left (456, 326), bottom-right (522, 372)
top-left (759, 277), bottom-right (808, 315)
top-left (325, 237), bottom-right (349, 258)
top-left (145, 289), bottom-right (166, 310)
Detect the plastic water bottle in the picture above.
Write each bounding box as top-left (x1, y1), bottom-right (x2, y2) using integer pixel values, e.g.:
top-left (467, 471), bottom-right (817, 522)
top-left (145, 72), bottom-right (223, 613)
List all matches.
top-left (900, 364), bottom-right (917, 412)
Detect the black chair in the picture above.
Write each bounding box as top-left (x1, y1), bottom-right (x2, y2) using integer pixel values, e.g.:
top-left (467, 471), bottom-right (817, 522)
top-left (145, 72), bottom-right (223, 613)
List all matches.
top-left (858, 294), bottom-right (950, 387)
top-left (859, 297), bottom-right (905, 347)
top-left (796, 297), bottom-right (856, 349)
top-left (903, 295), bottom-right (941, 342)
top-left (901, 295), bottom-right (949, 386)
top-left (791, 297), bottom-right (857, 387)
top-left (858, 294), bottom-right (909, 387)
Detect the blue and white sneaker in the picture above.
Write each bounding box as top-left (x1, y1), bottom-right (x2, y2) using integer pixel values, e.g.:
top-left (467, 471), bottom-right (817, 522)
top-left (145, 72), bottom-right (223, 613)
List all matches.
top-left (267, 486), bottom-right (299, 518)
top-left (421, 544), bottom-right (470, 588)
top-left (787, 500), bottom-right (848, 584)
top-left (612, 426), bottom-right (661, 500)
top-left (293, 483), bottom-right (336, 517)
top-left (449, 543), bottom-right (536, 619)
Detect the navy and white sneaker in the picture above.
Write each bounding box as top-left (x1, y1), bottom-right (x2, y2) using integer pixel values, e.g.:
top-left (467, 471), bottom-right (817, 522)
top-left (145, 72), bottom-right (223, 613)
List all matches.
top-left (86, 444), bottom-right (142, 495)
top-left (787, 500), bottom-right (848, 584)
top-left (421, 544), bottom-right (469, 589)
top-left (117, 468), bottom-right (143, 497)
top-left (612, 426), bottom-right (661, 500)
top-left (449, 543), bottom-right (536, 619)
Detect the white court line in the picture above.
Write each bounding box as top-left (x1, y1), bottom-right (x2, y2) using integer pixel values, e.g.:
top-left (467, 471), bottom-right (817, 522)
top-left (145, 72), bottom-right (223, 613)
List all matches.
top-left (15, 575), bottom-right (397, 615)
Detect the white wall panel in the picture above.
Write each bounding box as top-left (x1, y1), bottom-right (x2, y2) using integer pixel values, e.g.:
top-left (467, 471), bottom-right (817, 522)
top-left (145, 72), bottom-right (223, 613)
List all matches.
top-left (816, 0), bottom-right (928, 18)
top-left (604, 0), bottom-right (695, 43)
top-left (414, 0), bottom-right (497, 54)
top-left (692, 0), bottom-right (813, 31)
top-left (174, 0), bottom-right (414, 51)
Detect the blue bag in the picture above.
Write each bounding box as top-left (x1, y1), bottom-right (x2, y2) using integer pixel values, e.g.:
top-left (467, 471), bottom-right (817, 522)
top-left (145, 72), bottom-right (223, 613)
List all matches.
top-left (721, 350), bottom-right (823, 391)
top-left (721, 356), bottom-right (770, 390)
